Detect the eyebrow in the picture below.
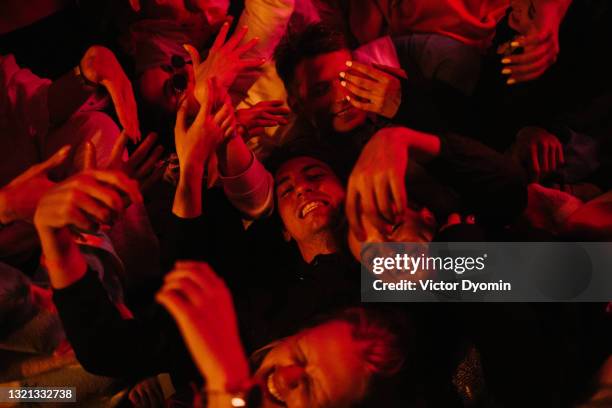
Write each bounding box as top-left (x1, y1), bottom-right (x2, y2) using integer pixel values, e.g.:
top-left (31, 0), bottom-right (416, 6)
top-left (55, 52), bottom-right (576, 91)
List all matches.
top-left (302, 164), bottom-right (327, 173)
top-left (275, 164), bottom-right (329, 191)
top-left (275, 175), bottom-right (291, 190)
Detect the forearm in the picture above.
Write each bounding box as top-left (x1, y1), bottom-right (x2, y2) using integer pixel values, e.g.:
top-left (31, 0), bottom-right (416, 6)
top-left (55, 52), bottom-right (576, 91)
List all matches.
top-left (53, 269), bottom-right (182, 378)
top-left (218, 142), bottom-right (274, 219)
top-left (38, 227), bottom-right (87, 290)
top-left (47, 67), bottom-right (95, 126)
top-left (173, 166), bottom-right (204, 218)
top-left (381, 127), bottom-right (441, 163)
top-left (217, 135), bottom-right (252, 178)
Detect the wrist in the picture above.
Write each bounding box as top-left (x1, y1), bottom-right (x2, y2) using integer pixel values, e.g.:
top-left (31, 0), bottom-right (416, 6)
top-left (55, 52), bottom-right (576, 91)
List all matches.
top-left (37, 227), bottom-right (87, 289)
top-left (174, 171), bottom-right (203, 218)
top-left (205, 378), bottom-right (258, 408)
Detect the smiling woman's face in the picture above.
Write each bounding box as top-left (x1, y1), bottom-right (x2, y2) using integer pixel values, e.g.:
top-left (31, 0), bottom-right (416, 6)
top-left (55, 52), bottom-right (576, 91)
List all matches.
top-left (293, 49), bottom-right (368, 134)
top-left (254, 320), bottom-right (370, 408)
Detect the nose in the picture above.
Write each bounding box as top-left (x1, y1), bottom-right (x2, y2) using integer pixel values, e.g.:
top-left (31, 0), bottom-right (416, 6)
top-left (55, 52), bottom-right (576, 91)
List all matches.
top-left (276, 365), bottom-right (306, 390)
top-left (294, 178), bottom-right (314, 198)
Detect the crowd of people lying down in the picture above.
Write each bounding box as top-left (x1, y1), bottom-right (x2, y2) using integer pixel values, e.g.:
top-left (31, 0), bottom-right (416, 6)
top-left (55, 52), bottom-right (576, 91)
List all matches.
top-left (1, 0), bottom-right (611, 406)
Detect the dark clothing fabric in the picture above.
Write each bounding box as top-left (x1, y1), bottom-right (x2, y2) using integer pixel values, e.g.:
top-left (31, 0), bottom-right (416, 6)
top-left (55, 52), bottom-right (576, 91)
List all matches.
top-left (53, 268), bottom-right (198, 382)
top-left (325, 126), bottom-right (527, 228)
top-left (53, 188), bottom-right (359, 384)
top-left (425, 133), bottom-right (527, 227)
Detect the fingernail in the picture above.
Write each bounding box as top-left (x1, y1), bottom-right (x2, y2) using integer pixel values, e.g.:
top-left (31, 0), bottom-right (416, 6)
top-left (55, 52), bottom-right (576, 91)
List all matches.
top-left (501, 68), bottom-right (512, 75)
top-left (510, 41), bottom-right (520, 47)
top-left (253, 36), bottom-right (260, 41)
top-left (59, 145), bottom-right (71, 156)
top-left (340, 81), bottom-right (346, 87)
top-left (507, 78), bottom-right (517, 85)
top-left (345, 95), bottom-right (351, 101)
top-left (501, 58), bottom-right (512, 64)
top-left (182, 44), bottom-right (190, 52)
top-left (339, 71), bottom-right (346, 78)
top-left (345, 61), bottom-right (352, 67)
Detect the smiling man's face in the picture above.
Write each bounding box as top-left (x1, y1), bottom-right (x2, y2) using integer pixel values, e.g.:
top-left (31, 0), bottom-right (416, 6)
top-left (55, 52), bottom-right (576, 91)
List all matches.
top-left (292, 49), bottom-right (368, 133)
top-left (275, 157), bottom-right (346, 245)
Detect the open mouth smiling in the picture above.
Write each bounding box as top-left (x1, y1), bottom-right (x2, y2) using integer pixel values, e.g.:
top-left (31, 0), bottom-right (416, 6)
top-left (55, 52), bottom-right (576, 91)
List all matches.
top-left (266, 371), bottom-right (286, 406)
top-left (298, 200), bottom-right (329, 219)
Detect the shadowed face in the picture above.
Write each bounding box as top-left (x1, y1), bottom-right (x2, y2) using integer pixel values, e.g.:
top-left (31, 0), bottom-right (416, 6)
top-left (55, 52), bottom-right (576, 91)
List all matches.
top-left (348, 204), bottom-right (437, 261)
top-left (139, 63), bottom-right (197, 114)
top-left (255, 320), bottom-right (370, 408)
top-left (275, 157), bottom-right (346, 244)
top-left (292, 50), bottom-right (368, 133)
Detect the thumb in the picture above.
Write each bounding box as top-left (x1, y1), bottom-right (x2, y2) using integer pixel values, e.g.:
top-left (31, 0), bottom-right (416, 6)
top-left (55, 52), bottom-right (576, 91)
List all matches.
top-left (175, 96), bottom-right (189, 136)
top-left (36, 145), bottom-right (72, 175)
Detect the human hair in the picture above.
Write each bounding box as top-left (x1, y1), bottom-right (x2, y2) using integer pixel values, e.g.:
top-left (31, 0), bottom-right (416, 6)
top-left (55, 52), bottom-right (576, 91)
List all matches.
top-left (265, 138), bottom-right (349, 183)
top-left (334, 307), bottom-right (406, 377)
top-left (274, 22), bottom-right (349, 96)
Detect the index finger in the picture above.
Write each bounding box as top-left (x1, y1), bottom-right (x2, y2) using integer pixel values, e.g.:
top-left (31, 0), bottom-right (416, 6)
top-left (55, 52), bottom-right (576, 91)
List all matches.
top-left (515, 32), bottom-right (550, 48)
top-left (108, 131), bottom-right (129, 167)
top-left (90, 170), bottom-right (143, 205)
top-left (346, 60), bottom-right (382, 81)
top-left (210, 21), bottom-right (230, 53)
top-left (225, 25), bottom-right (249, 52)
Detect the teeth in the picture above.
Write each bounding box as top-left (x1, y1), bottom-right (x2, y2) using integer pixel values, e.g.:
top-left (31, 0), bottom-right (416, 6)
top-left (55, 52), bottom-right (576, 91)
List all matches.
top-left (267, 371), bottom-right (285, 403)
top-left (301, 201), bottom-right (322, 217)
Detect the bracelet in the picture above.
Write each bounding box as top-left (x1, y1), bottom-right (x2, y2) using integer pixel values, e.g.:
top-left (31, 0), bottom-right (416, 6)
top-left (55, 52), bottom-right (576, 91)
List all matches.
top-left (203, 383), bottom-right (261, 408)
top-left (74, 63), bottom-right (99, 89)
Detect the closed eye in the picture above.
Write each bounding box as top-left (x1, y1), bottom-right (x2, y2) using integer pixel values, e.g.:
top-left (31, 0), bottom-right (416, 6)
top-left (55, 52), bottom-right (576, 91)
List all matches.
top-left (280, 186), bottom-right (294, 198)
top-left (311, 82), bottom-right (331, 98)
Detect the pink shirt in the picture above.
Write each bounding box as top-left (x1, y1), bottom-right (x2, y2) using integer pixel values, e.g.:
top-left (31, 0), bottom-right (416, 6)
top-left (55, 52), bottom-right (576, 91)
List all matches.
top-left (0, 54), bottom-right (50, 186)
top-left (373, 0), bottom-right (509, 50)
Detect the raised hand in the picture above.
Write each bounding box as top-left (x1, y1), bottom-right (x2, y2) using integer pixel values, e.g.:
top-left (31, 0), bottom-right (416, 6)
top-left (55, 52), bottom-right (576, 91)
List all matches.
top-left (346, 128), bottom-right (409, 241)
top-left (174, 79), bottom-right (224, 175)
top-left (156, 261), bottom-right (250, 393)
top-left (172, 79), bottom-right (225, 217)
top-left (106, 132), bottom-right (166, 193)
top-left (183, 22), bottom-right (264, 105)
top-left (512, 126), bottom-right (565, 181)
top-left (236, 100), bottom-right (290, 140)
top-left (33, 169), bottom-right (142, 234)
top-left (500, 0), bottom-right (571, 84)
top-left (0, 146), bottom-right (71, 224)
top-left (340, 61), bottom-right (405, 119)
top-left (80, 46), bottom-right (141, 142)
top-left (128, 377), bottom-right (166, 408)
